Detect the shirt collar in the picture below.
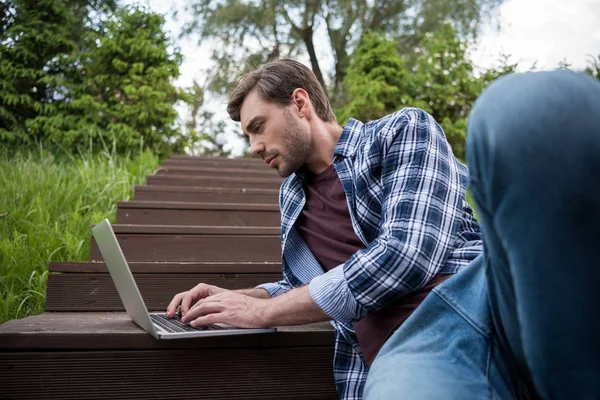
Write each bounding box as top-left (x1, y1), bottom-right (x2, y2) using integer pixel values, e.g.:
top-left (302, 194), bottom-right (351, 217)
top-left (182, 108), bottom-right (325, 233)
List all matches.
top-left (334, 118), bottom-right (364, 158)
top-left (292, 118), bottom-right (364, 181)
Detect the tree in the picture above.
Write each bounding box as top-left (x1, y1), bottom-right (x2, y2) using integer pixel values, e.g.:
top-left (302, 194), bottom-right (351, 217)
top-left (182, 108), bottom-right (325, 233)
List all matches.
top-left (42, 6), bottom-right (188, 153)
top-left (1, 3), bottom-right (189, 155)
top-left (181, 0), bottom-right (504, 105)
top-left (338, 26), bottom-right (516, 159)
top-left (0, 0), bottom-right (77, 143)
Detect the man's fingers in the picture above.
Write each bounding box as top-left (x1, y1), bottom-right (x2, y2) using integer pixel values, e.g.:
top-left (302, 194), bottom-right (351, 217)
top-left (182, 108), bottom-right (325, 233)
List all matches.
top-left (166, 292), bottom-right (186, 318)
top-left (189, 312), bottom-right (222, 328)
top-left (182, 301), bottom-right (224, 323)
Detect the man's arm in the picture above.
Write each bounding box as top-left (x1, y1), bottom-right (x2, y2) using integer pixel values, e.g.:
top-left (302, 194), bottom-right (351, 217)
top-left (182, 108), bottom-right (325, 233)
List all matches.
top-left (234, 288), bottom-right (271, 299)
top-left (181, 285), bottom-right (330, 327)
top-left (308, 108), bottom-right (468, 323)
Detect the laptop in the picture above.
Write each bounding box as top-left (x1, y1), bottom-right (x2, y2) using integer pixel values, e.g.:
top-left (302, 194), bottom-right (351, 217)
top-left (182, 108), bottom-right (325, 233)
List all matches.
top-left (91, 218), bottom-right (276, 339)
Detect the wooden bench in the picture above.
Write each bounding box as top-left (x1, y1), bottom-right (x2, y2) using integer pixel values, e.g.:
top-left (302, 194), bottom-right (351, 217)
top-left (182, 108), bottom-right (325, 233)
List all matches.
top-left (117, 201), bottom-right (280, 227)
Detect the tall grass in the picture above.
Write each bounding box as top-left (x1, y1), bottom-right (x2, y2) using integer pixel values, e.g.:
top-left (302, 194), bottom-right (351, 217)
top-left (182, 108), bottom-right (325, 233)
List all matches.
top-left (0, 144), bottom-right (160, 324)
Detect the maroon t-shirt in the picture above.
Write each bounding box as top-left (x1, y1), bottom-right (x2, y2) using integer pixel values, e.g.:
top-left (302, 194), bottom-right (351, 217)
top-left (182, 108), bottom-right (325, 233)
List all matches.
top-left (296, 164), bottom-right (451, 366)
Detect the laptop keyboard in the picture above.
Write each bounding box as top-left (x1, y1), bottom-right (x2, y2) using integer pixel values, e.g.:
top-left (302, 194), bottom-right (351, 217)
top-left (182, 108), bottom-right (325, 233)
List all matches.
top-left (150, 313), bottom-right (226, 333)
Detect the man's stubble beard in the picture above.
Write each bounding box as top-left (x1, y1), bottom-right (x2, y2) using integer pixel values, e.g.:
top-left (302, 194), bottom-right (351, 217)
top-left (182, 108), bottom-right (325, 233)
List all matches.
top-left (277, 110), bottom-right (311, 178)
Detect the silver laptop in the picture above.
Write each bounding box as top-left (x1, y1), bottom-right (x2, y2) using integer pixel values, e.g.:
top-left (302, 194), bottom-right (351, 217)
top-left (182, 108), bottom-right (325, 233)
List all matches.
top-left (92, 218), bottom-right (276, 339)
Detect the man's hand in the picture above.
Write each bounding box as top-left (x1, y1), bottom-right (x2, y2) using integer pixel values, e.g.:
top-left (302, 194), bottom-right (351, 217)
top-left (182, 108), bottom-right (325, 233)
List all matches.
top-left (166, 283), bottom-right (228, 318)
top-left (180, 291), bottom-right (271, 328)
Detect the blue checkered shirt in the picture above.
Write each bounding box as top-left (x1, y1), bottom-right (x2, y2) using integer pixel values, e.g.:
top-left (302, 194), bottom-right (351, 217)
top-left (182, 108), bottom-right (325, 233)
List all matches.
top-left (257, 108), bottom-right (483, 399)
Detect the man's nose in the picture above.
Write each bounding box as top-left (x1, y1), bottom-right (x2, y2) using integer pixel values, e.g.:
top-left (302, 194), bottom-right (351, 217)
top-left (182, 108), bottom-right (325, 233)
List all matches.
top-left (249, 137), bottom-right (265, 156)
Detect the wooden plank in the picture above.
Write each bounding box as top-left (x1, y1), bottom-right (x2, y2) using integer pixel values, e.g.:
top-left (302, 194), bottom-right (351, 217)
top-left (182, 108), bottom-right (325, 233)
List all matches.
top-left (103, 224), bottom-right (280, 235)
top-left (0, 312), bottom-right (336, 398)
top-left (118, 202), bottom-right (279, 211)
top-left (147, 174), bottom-right (283, 190)
top-left (45, 273), bottom-right (281, 311)
top-left (117, 207), bottom-right (280, 227)
top-left (0, 348), bottom-right (336, 399)
top-left (90, 235), bottom-right (280, 262)
top-left (165, 156), bottom-right (266, 166)
top-left (134, 185), bottom-right (278, 203)
top-left (0, 313), bottom-right (334, 349)
top-left (116, 201), bottom-right (280, 226)
top-left (49, 262), bottom-right (283, 274)
top-left (156, 165), bottom-right (277, 178)
top-left (169, 155), bottom-right (263, 163)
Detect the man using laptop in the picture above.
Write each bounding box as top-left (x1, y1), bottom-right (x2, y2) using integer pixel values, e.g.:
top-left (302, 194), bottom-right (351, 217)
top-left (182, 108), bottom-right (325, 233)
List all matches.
top-left (168, 60), bottom-right (600, 399)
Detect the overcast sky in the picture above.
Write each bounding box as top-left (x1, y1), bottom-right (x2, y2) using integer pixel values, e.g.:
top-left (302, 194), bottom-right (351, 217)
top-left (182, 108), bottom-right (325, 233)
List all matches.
top-left (123, 0), bottom-right (600, 154)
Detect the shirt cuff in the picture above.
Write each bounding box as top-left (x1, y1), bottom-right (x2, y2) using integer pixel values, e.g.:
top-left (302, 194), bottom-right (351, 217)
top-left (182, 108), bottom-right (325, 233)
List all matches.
top-left (309, 265), bottom-right (367, 323)
top-left (255, 281), bottom-right (290, 298)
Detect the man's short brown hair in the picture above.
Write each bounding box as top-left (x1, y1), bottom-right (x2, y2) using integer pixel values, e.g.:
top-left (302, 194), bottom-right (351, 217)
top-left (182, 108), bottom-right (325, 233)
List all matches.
top-left (227, 59), bottom-right (336, 123)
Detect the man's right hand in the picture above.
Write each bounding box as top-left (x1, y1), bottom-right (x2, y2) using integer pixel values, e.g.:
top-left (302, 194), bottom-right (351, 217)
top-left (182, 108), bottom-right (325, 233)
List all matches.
top-left (166, 283), bottom-right (228, 318)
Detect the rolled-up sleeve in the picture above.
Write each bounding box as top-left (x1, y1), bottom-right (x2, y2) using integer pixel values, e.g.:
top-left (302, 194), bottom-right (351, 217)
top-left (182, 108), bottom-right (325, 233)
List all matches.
top-left (309, 109), bottom-right (467, 323)
top-left (256, 279), bottom-right (293, 298)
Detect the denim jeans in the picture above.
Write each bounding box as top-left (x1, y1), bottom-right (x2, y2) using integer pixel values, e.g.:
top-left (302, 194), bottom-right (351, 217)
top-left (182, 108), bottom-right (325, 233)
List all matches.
top-left (364, 70), bottom-right (600, 399)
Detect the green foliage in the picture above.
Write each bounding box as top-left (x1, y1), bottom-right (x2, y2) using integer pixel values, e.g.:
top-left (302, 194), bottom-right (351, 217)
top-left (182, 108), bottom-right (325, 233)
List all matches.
top-left (0, 2), bottom-right (188, 155)
top-left (0, 143), bottom-right (160, 323)
top-left (182, 0), bottom-right (505, 104)
top-left (585, 54), bottom-right (600, 80)
top-left (0, 0), bottom-right (77, 143)
top-left (338, 26), bottom-right (516, 159)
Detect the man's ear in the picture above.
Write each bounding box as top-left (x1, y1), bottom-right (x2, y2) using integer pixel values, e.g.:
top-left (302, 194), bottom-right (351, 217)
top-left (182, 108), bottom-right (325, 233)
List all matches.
top-left (291, 88), bottom-right (311, 118)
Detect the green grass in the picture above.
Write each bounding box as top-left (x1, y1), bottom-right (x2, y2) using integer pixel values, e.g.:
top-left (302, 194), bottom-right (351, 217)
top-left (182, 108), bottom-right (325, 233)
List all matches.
top-left (0, 144), bottom-right (160, 324)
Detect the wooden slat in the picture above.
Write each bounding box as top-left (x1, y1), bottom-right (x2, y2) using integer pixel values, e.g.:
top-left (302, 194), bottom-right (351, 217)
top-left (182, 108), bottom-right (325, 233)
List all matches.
top-left (169, 155), bottom-right (263, 163)
top-left (90, 234), bottom-right (280, 262)
top-left (102, 224), bottom-right (279, 235)
top-left (134, 185), bottom-right (278, 203)
top-left (118, 201), bottom-right (279, 211)
top-left (156, 165), bottom-right (276, 177)
top-left (165, 156), bottom-right (267, 167)
top-left (0, 313), bottom-right (334, 349)
top-left (0, 313), bottom-right (336, 398)
top-left (147, 174), bottom-right (283, 190)
top-left (45, 273), bottom-right (281, 311)
top-left (0, 349), bottom-right (337, 399)
top-left (49, 262), bottom-right (282, 274)
top-left (116, 201), bottom-right (280, 226)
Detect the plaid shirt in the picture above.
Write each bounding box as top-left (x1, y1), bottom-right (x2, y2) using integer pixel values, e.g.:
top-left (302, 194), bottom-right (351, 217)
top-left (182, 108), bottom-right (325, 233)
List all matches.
top-left (257, 108), bottom-right (482, 399)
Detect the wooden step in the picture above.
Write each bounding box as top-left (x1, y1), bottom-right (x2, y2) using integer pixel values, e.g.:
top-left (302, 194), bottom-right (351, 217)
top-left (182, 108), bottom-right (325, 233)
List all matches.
top-left (155, 165), bottom-right (277, 178)
top-left (147, 174), bottom-right (283, 190)
top-left (89, 225), bottom-right (281, 262)
top-left (0, 312), bottom-right (336, 399)
top-left (46, 262), bottom-right (283, 312)
top-left (164, 158), bottom-right (269, 170)
top-left (116, 201), bottom-right (280, 227)
top-left (133, 185), bottom-right (279, 203)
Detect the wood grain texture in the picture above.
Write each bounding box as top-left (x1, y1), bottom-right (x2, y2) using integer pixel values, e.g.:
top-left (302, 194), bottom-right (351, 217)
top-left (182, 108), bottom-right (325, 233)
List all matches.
top-left (90, 234), bottom-right (281, 262)
top-left (0, 313), bottom-right (335, 349)
top-left (134, 185), bottom-right (279, 203)
top-left (147, 174), bottom-right (283, 190)
top-left (116, 203), bottom-right (280, 227)
top-left (49, 262), bottom-right (283, 274)
top-left (155, 165), bottom-right (277, 178)
top-left (0, 348), bottom-right (337, 399)
top-left (45, 273), bottom-right (281, 311)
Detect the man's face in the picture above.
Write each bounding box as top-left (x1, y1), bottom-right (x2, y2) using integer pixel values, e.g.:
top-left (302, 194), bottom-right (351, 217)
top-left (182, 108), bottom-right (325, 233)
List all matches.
top-left (240, 90), bottom-right (311, 178)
